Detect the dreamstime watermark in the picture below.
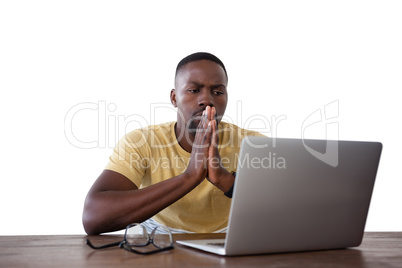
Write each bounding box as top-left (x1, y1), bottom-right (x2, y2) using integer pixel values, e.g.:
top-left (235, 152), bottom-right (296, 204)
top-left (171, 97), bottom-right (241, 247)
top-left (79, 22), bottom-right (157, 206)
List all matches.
top-left (64, 100), bottom-right (287, 149)
top-left (129, 152), bottom-right (286, 173)
top-left (301, 100), bottom-right (339, 167)
top-left (64, 99), bottom-right (339, 168)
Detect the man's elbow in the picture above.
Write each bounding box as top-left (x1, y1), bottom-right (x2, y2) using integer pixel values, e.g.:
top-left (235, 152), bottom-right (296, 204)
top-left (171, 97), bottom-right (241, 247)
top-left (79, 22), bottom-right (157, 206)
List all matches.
top-left (82, 211), bottom-right (100, 235)
top-left (82, 196), bottom-right (102, 235)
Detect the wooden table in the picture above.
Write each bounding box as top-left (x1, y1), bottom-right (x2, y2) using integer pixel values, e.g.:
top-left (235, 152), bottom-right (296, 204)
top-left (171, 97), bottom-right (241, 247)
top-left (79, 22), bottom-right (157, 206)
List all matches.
top-left (1, 232), bottom-right (401, 267)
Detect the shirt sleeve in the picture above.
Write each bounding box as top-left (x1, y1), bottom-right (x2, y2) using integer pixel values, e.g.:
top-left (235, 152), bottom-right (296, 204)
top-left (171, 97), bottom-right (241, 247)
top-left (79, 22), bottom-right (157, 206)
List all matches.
top-left (104, 130), bottom-right (149, 188)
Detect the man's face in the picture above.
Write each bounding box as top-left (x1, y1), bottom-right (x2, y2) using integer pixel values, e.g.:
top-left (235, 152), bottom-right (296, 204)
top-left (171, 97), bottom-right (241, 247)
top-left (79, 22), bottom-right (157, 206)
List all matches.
top-left (171, 60), bottom-right (228, 136)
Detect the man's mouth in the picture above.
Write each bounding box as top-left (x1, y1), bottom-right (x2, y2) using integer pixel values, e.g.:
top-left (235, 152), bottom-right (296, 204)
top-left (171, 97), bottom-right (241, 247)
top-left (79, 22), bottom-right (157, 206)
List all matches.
top-left (192, 109), bottom-right (205, 117)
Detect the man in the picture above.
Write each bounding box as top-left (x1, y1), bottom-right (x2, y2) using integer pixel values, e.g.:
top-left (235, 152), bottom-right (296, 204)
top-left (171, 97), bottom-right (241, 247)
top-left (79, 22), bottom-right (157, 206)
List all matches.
top-left (82, 52), bottom-right (263, 235)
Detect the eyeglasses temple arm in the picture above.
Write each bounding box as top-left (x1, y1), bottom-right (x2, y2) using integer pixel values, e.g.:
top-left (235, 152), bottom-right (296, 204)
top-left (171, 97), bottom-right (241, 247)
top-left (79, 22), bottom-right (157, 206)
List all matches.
top-left (120, 242), bottom-right (174, 255)
top-left (85, 239), bottom-right (122, 249)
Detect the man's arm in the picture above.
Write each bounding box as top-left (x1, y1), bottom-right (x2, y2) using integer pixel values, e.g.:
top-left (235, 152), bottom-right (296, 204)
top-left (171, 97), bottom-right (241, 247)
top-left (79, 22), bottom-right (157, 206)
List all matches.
top-left (82, 109), bottom-right (213, 235)
top-left (82, 169), bottom-right (202, 235)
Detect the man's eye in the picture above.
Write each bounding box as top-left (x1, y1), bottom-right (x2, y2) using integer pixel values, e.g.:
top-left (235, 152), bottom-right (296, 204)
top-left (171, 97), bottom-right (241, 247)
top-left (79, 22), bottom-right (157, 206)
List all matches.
top-left (188, 89), bottom-right (199, 93)
top-left (213, 91), bottom-right (223, 95)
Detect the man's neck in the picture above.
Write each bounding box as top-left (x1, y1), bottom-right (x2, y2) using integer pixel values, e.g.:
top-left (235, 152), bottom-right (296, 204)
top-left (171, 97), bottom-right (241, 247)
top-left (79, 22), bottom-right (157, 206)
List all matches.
top-left (174, 122), bottom-right (194, 153)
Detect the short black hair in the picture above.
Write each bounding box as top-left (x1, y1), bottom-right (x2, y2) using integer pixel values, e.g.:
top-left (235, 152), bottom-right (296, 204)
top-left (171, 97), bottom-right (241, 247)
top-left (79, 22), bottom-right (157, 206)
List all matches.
top-left (175, 52), bottom-right (228, 81)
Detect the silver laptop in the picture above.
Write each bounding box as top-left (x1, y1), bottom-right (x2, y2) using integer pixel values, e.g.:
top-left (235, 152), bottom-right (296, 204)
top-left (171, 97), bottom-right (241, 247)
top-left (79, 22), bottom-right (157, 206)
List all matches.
top-left (176, 137), bottom-right (382, 256)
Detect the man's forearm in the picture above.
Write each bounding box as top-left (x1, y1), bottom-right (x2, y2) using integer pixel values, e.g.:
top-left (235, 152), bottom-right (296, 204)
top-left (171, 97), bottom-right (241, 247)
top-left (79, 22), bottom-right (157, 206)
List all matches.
top-left (82, 172), bottom-right (201, 235)
top-left (210, 169), bottom-right (235, 193)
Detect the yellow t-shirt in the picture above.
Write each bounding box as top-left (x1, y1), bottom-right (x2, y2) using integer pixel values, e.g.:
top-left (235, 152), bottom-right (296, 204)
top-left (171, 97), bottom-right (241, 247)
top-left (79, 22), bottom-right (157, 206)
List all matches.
top-left (105, 121), bottom-right (263, 233)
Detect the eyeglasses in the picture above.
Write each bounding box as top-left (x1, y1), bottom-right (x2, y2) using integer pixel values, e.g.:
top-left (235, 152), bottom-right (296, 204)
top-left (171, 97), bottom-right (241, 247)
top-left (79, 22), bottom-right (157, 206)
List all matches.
top-left (85, 223), bottom-right (174, 255)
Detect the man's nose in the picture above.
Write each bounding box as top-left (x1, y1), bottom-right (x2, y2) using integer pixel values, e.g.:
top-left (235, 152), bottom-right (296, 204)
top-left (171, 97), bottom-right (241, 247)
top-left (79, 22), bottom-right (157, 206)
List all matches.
top-left (198, 91), bottom-right (214, 108)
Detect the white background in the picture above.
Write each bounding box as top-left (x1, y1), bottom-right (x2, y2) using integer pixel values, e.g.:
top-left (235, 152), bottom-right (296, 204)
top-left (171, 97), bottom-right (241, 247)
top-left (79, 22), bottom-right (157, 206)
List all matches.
top-left (0, 1), bottom-right (401, 235)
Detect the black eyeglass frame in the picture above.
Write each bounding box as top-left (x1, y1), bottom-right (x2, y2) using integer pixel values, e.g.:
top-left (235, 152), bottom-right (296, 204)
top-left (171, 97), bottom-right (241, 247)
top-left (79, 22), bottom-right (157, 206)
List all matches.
top-left (85, 223), bottom-right (174, 255)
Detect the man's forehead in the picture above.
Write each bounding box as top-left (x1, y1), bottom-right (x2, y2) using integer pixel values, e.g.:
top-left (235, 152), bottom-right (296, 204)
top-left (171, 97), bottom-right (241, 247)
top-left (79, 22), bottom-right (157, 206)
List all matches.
top-left (175, 60), bottom-right (227, 87)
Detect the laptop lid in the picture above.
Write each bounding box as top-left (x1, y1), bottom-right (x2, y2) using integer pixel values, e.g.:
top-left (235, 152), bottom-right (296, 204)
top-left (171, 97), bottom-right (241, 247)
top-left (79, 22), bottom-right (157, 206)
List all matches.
top-left (223, 137), bottom-right (382, 255)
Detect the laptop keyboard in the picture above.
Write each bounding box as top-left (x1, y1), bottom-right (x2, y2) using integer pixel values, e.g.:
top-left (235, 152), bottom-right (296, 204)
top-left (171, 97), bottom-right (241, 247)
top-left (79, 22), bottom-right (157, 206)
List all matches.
top-left (207, 242), bottom-right (225, 248)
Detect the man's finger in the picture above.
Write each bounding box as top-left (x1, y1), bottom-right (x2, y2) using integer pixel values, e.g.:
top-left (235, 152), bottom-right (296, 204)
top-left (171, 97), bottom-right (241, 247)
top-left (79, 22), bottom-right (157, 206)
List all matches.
top-left (206, 121), bottom-right (212, 138)
top-left (210, 107), bottom-right (216, 121)
top-left (211, 119), bottom-right (219, 149)
top-left (206, 105), bottom-right (211, 119)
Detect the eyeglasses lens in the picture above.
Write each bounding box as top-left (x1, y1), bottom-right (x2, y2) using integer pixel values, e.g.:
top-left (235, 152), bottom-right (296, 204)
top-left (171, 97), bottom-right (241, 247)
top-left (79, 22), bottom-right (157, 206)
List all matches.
top-left (126, 224), bottom-right (149, 246)
top-left (152, 225), bottom-right (173, 248)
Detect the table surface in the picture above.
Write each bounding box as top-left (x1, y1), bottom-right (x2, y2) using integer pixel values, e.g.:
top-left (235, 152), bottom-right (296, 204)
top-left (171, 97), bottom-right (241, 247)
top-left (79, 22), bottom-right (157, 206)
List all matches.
top-left (1, 232), bottom-right (401, 268)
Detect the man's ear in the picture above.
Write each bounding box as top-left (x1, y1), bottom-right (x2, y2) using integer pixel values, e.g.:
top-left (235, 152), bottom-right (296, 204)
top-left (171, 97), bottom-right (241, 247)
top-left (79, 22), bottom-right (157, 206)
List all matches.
top-left (170, 89), bottom-right (177, 108)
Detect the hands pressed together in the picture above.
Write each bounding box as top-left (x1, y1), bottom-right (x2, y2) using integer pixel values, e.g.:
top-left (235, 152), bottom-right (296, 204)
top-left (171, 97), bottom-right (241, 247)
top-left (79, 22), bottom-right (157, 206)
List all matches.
top-left (185, 106), bottom-right (234, 193)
